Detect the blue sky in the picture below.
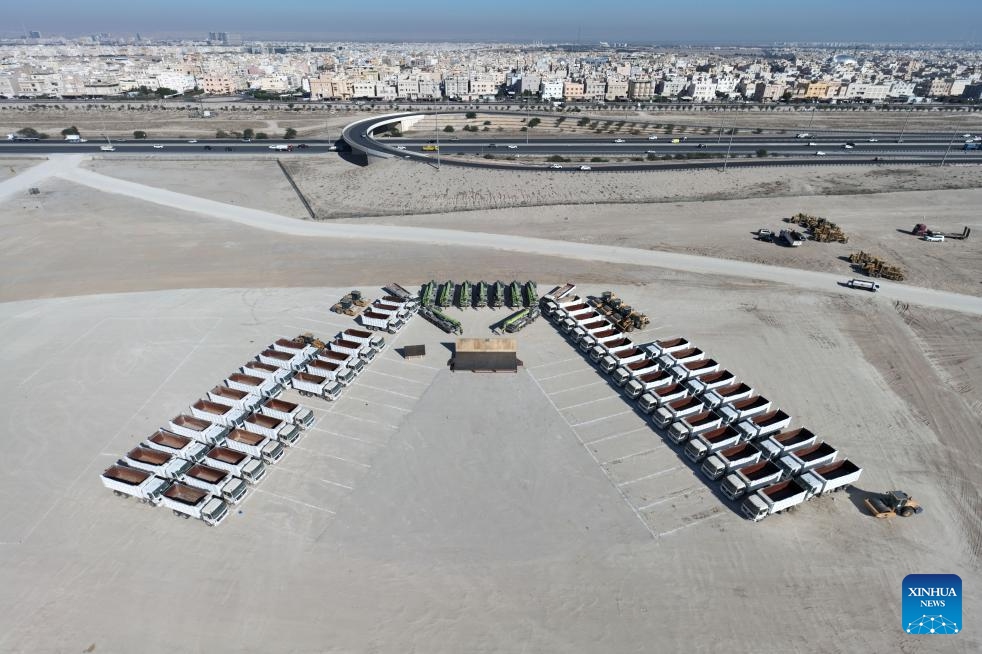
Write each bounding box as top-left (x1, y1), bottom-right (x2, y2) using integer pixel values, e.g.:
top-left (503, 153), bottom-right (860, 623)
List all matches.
top-left (5, 0), bottom-right (980, 43)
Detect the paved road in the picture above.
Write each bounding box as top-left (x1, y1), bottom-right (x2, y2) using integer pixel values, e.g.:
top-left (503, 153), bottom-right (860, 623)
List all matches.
top-left (12, 156), bottom-right (971, 317)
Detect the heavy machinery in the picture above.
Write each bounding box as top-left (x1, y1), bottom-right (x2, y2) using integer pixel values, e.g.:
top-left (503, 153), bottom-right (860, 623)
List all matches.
top-left (848, 251), bottom-right (906, 281)
top-left (502, 306), bottom-right (540, 333)
top-left (912, 223), bottom-right (971, 240)
top-left (523, 281), bottom-right (538, 307)
top-left (420, 307), bottom-right (462, 334)
top-left (296, 332), bottom-right (327, 350)
top-left (475, 281), bottom-right (488, 307)
top-left (786, 212), bottom-right (848, 243)
top-left (420, 280), bottom-right (436, 307)
top-left (458, 280), bottom-right (473, 308)
top-left (509, 281), bottom-right (523, 307)
top-left (491, 281), bottom-right (506, 308)
top-left (437, 281), bottom-right (454, 308)
top-left (349, 290), bottom-right (368, 307)
top-left (331, 297), bottom-right (357, 316)
top-left (865, 490), bottom-right (923, 518)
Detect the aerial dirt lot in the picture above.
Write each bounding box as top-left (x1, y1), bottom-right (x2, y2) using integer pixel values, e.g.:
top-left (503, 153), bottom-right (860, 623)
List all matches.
top-left (0, 158), bottom-right (38, 181)
top-left (0, 283), bottom-right (978, 653)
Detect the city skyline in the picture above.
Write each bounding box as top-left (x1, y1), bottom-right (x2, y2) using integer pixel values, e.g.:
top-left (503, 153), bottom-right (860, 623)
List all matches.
top-left (4, 0), bottom-right (981, 45)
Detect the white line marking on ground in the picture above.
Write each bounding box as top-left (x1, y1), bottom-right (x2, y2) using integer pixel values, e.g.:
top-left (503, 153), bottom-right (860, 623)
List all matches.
top-left (330, 411), bottom-right (399, 429)
top-left (319, 478), bottom-right (354, 490)
top-left (548, 380), bottom-right (607, 395)
top-left (584, 426), bottom-right (648, 446)
top-left (536, 368), bottom-right (590, 382)
top-left (342, 396), bottom-right (412, 413)
top-left (617, 466), bottom-right (680, 486)
top-left (528, 356), bottom-right (582, 370)
top-left (394, 359), bottom-right (440, 371)
top-left (557, 394), bottom-right (620, 411)
top-left (363, 369), bottom-right (429, 385)
top-left (658, 511), bottom-right (723, 537)
top-left (603, 447), bottom-right (660, 465)
top-left (290, 444), bottom-right (372, 468)
top-left (348, 381), bottom-right (421, 400)
top-left (636, 489), bottom-right (695, 512)
top-left (527, 370), bottom-right (657, 540)
top-left (254, 488), bottom-right (336, 513)
top-left (307, 425), bottom-right (384, 446)
top-left (570, 410), bottom-right (633, 428)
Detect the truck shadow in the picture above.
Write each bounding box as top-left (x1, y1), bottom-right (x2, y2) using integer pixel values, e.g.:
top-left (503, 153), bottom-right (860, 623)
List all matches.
top-left (844, 485), bottom-right (879, 516)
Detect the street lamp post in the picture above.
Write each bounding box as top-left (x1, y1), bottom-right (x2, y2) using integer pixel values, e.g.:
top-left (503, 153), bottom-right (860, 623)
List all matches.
top-left (435, 112), bottom-right (441, 170)
top-left (898, 106), bottom-right (912, 143)
top-left (941, 130), bottom-right (956, 167)
top-left (723, 128), bottom-right (734, 172)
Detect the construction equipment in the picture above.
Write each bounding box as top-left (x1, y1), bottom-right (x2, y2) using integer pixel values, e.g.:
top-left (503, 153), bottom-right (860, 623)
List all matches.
top-left (502, 306), bottom-right (540, 333)
top-left (420, 281), bottom-right (436, 307)
top-left (331, 297), bottom-right (357, 316)
top-left (523, 281), bottom-right (538, 307)
top-left (491, 281), bottom-right (506, 308)
top-left (912, 223), bottom-right (971, 240)
top-left (509, 281), bottom-right (523, 307)
top-left (475, 281), bottom-right (488, 308)
top-left (849, 252), bottom-right (906, 281)
top-left (458, 281), bottom-right (473, 308)
top-left (779, 229), bottom-right (804, 247)
top-left (296, 332), bottom-right (327, 350)
top-left (864, 490), bottom-right (923, 518)
top-left (420, 306), bottom-right (462, 335)
top-left (349, 290), bottom-right (368, 307)
top-left (786, 212), bottom-right (848, 243)
top-left (437, 281), bottom-right (454, 308)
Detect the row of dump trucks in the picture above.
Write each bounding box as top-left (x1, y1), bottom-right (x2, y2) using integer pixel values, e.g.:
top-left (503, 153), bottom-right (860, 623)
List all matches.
top-left (420, 280), bottom-right (538, 310)
top-left (359, 293), bottom-right (418, 333)
top-left (99, 319), bottom-right (395, 526)
top-left (542, 285), bottom-right (864, 523)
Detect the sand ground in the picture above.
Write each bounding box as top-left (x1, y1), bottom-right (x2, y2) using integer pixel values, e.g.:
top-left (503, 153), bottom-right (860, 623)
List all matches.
top-left (0, 151), bottom-right (979, 652)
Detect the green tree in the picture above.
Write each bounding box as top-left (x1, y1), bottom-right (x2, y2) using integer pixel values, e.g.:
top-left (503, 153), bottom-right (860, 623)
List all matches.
top-left (528, 117), bottom-right (541, 128)
top-left (255, 132), bottom-right (269, 139)
top-left (17, 127), bottom-right (41, 138)
top-left (284, 127), bottom-right (298, 139)
top-left (216, 129), bottom-right (229, 138)
top-left (756, 148), bottom-right (768, 157)
top-left (133, 130), bottom-right (147, 139)
top-left (465, 111), bottom-right (477, 119)
top-left (443, 125), bottom-right (455, 132)
top-left (61, 126), bottom-right (80, 136)
top-left (242, 128), bottom-right (255, 139)
top-left (483, 120), bottom-right (491, 125)
top-left (154, 87), bottom-right (178, 97)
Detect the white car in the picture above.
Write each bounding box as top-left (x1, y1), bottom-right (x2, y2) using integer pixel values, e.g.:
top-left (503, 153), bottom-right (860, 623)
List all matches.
top-left (963, 133), bottom-right (973, 138)
top-left (152, 144), bottom-right (164, 149)
top-left (550, 164), bottom-right (563, 169)
top-left (187, 139), bottom-right (198, 143)
top-left (645, 150), bottom-right (658, 154)
top-left (923, 234), bottom-right (945, 242)
top-left (868, 138), bottom-right (879, 142)
top-left (507, 145), bottom-right (518, 149)
top-left (613, 138), bottom-right (626, 143)
top-left (807, 142), bottom-right (818, 146)
top-left (647, 135), bottom-right (658, 140)
top-left (395, 145), bottom-right (407, 150)
top-left (843, 144), bottom-right (854, 149)
top-left (815, 151), bottom-right (827, 156)
top-left (579, 165), bottom-right (592, 170)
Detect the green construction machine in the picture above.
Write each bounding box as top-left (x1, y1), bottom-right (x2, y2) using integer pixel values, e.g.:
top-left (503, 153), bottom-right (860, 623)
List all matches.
top-left (502, 305), bottom-right (541, 333)
top-left (437, 281), bottom-right (454, 308)
top-left (523, 281), bottom-right (538, 307)
top-left (420, 280), bottom-right (436, 307)
top-left (476, 281), bottom-right (489, 308)
top-left (509, 281), bottom-right (523, 308)
top-left (491, 281), bottom-right (506, 308)
top-left (458, 280), bottom-right (473, 308)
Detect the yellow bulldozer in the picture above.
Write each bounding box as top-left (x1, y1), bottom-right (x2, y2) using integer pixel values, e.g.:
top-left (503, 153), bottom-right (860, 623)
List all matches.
top-left (864, 490), bottom-right (923, 518)
top-left (296, 332), bottom-right (327, 350)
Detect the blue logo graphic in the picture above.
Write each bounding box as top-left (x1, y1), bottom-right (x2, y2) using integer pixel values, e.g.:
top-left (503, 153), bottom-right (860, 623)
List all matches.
top-left (903, 574), bottom-right (961, 634)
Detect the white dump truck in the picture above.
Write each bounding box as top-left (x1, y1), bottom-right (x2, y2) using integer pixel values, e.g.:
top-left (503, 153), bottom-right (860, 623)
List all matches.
top-left (777, 442), bottom-right (838, 477)
top-left (291, 371), bottom-right (344, 400)
top-left (721, 460), bottom-right (785, 500)
top-left (329, 338), bottom-right (366, 358)
top-left (667, 410), bottom-right (724, 445)
top-left (717, 395), bottom-right (772, 425)
top-left (242, 413), bottom-right (302, 447)
top-left (271, 337), bottom-right (318, 361)
top-left (656, 347), bottom-right (705, 370)
top-left (701, 383), bottom-right (754, 410)
top-left (259, 347), bottom-right (306, 372)
top-left (182, 463), bottom-right (249, 505)
top-left (342, 328), bottom-right (385, 353)
top-left (589, 337), bottom-right (634, 363)
top-left (683, 424), bottom-right (743, 462)
top-left (578, 328), bottom-right (622, 352)
top-left (190, 399), bottom-right (247, 428)
top-left (642, 337), bottom-right (691, 359)
top-left (159, 483), bottom-right (230, 526)
top-left (168, 414), bottom-right (229, 446)
top-left (637, 382), bottom-right (689, 414)
top-left (259, 397), bottom-right (315, 428)
top-left (612, 358), bottom-right (660, 386)
top-left (735, 409), bottom-right (792, 441)
top-left (304, 359), bottom-right (355, 386)
top-left (669, 357), bottom-right (721, 382)
top-left (598, 347), bottom-right (646, 374)
top-left (625, 369), bottom-right (674, 400)
top-left (741, 479), bottom-right (813, 522)
top-left (244, 359), bottom-right (293, 384)
top-left (652, 396), bottom-right (707, 429)
top-left (757, 427), bottom-right (818, 460)
top-left (684, 369), bottom-right (736, 397)
top-left (798, 460), bottom-right (863, 496)
top-left (207, 385), bottom-right (260, 411)
top-left (121, 446), bottom-right (193, 480)
top-left (204, 445), bottom-right (267, 484)
top-left (700, 442), bottom-right (763, 480)
top-left (226, 372), bottom-right (282, 398)
top-left (360, 310), bottom-right (397, 333)
top-left (225, 427), bottom-right (286, 463)
top-left (143, 429), bottom-right (209, 463)
top-left (100, 465), bottom-right (171, 504)
top-left (571, 319), bottom-right (611, 345)
top-left (318, 350), bottom-right (365, 375)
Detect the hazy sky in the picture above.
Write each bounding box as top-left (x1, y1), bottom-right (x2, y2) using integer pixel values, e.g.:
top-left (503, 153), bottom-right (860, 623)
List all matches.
top-left (5, 0), bottom-right (981, 43)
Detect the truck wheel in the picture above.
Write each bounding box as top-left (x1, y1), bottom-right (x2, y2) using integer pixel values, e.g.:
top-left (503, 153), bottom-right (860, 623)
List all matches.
top-left (900, 507), bottom-right (915, 517)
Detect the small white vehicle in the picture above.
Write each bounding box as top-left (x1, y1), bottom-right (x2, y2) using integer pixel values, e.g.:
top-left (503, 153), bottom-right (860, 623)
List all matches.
top-left (868, 137), bottom-right (879, 142)
top-left (807, 142), bottom-right (818, 146)
top-left (613, 138), bottom-right (626, 143)
top-left (923, 234), bottom-right (945, 242)
top-left (187, 139), bottom-right (198, 143)
top-left (646, 150), bottom-right (658, 154)
top-left (550, 164), bottom-right (563, 169)
top-left (647, 135), bottom-right (658, 140)
top-left (507, 145), bottom-right (518, 149)
top-left (152, 144), bottom-right (164, 149)
top-left (815, 151), bottom-right (827, 156)
top-left (843, 144), bottom-right (854, 149)
top-left (99, 145), bottom-right (115, 151)
top-left (963, 133), bottom-right (973, 138)
top-left (796, 133), bottom-right (811, 139)
top-left (579, 165), bottom-right (592, 170)
top-left (395, 145), bottom-right (406, 150)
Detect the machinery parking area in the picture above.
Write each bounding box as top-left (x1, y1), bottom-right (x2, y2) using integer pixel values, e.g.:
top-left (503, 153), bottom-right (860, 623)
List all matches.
top-left (1, 284), bottom-right (979, 652)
